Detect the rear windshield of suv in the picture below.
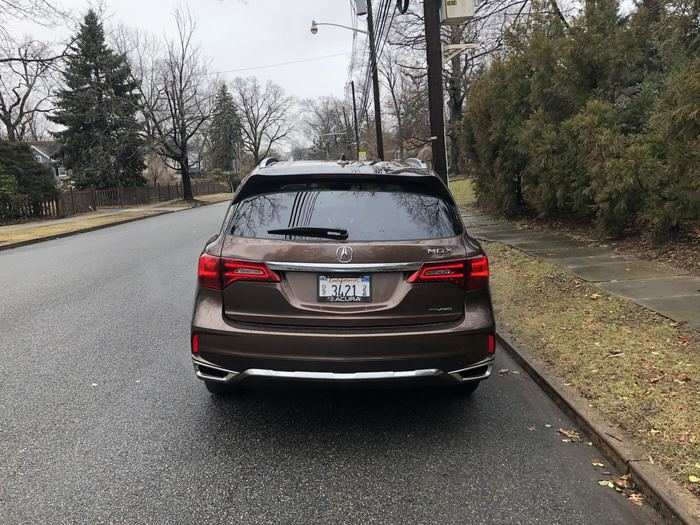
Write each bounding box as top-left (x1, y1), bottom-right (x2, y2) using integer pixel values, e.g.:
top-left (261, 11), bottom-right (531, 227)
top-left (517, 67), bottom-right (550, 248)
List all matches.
top-left (229, 182), bottom-right (462, 241)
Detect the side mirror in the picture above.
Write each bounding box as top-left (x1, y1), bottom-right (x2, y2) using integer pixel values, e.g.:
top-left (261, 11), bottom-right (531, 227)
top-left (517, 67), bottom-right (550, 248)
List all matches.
top-left (205, 234), bottom-right (218, 246)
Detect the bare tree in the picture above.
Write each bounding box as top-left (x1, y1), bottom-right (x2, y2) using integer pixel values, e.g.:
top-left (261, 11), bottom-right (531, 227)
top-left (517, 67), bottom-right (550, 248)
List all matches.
top-left (113, 25), bottom-right (163, 166)
top-left (231, 77), bottom-right (293, 165)
top-left (0, 37), bottom-right (56, 141)
top-left (136, 7), bottom-right (211, 201)
top-left (0, 1), bottom-right (73, 67)
top-left (302, 96), bottom-right (353, 160)
top-left (385, 0), bottom-right (535, 167)
top-left (0, 1), bottom-right (69, 37)
top-left (376, 45), bottom-right (432, 159)
top-left (380, 49), bottom-right (406, 158)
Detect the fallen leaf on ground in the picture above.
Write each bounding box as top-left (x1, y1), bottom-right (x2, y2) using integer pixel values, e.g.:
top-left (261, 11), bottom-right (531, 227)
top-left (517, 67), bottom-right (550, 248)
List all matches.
top-left (590, 293), bottom-right (602, 300)
top-left (527, 426), bottom-right (536, 431)
top-left (498, 368), bottom-right (509, 375)
top-left (614, 474), bottom-right (634, 491)
top-left (690, 475), bottom-right (700, 483)
top-left (592, 460), bottom-right (605, 468)
top-left (627, 493), bottom-right (644, 506)
top-left (558, 428), bottom-right (582, 441)
top-left (598, 480), bottom-right (615, 488)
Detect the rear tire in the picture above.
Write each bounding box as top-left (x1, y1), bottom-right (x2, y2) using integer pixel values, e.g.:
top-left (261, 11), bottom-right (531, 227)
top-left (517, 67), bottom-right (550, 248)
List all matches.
top-left (455, 381), bottom-right (480, 397)
top-left (204, 380), bottom-right (236, 396)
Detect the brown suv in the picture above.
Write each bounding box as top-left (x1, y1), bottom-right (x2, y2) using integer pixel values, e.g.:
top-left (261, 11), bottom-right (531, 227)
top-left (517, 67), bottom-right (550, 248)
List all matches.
top-left (191, 160), bottom-right (495, 396)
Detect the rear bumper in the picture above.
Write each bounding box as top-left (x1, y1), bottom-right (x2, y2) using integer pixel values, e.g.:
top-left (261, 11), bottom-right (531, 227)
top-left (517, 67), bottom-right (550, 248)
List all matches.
top-left (192, 355), bottom-right (494, 385)
top-left (192, 289), bottom-right (496, 382)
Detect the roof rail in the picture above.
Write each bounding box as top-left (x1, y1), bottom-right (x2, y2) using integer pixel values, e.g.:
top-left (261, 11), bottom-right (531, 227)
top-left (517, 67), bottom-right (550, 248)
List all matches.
top-left (258, 157), bottom-right (279, 168)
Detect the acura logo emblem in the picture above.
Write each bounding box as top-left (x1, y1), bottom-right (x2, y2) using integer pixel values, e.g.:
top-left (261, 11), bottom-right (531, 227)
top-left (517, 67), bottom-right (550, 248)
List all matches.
top-left (336, 246), bottom-right (353, 263)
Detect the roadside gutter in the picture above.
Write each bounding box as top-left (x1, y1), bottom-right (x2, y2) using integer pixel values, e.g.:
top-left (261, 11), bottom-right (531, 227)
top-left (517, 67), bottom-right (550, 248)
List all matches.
top-left (497, 329), bottom-right (700, 525)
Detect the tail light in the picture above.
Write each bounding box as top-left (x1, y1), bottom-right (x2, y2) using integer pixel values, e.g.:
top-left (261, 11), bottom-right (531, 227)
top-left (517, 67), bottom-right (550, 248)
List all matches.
top-left (198, 254), bottom-right (280, 290)
top-left (407, 255), bottom-right (489, 290)
top-left (191, 333), bottom-right (200, 354)
top-left (487, 333), bottom-right (496, 354)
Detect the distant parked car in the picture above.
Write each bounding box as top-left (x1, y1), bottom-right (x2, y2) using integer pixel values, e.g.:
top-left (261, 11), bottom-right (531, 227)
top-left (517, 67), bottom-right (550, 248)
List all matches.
top-left (190, 160), bottom-right (495, 396)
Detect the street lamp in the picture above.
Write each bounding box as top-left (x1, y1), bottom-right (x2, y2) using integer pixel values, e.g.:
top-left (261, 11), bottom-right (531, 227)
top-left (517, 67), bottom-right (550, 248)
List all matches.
top-left (310, 19), bottom-right (368, 35)
top-left (310, 5), bottom-right (384, 161)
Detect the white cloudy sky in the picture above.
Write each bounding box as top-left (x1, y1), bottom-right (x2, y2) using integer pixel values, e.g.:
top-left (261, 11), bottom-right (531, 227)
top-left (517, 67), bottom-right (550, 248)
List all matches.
top-left (11, 0), bottom-right (364, 100)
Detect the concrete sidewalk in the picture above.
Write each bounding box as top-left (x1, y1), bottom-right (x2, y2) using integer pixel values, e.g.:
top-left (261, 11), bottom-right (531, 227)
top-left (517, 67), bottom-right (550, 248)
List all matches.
top-left (0, 193), bottom-right (232, 249)
top-left (461, 209), bottom-right (700, 330)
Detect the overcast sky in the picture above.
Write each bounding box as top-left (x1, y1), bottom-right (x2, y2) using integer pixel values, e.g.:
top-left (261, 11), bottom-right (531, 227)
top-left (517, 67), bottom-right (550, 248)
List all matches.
top-left (13, 0), bottom-right (364, 100)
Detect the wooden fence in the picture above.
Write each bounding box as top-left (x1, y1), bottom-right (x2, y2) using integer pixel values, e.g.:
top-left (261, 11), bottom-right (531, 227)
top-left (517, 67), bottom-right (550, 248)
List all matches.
top-left (1, 180), bottom-right (233, 223)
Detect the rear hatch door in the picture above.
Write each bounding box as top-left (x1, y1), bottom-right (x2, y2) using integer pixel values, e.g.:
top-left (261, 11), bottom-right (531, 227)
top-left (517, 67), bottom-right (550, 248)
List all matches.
top-left (221, 176), bottom-right (476, 328)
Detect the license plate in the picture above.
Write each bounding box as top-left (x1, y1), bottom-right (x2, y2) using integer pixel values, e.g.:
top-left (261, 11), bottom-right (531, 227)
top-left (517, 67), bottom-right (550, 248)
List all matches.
top-left (318, 275), bottom-right (371, 302)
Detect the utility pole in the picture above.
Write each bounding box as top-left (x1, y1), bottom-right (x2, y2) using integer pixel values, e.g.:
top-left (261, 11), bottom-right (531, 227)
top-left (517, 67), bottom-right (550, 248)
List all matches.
top-left (423, 0), bottom-right (448, 183)
top-left (365, 0), bottom-right (385, 160)
top-left (350, 80), bottom-right (361, 160)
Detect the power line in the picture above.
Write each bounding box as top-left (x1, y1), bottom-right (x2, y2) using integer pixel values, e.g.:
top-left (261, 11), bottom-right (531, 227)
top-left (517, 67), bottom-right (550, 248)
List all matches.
top-left (359, 0), bottom-right (396, 119)
top-left (212, 52), bottom-right (350, 75)
top-left (376, 2), bottom-right (397, 62)
top-left (358, 0), bottom-right (387, 117)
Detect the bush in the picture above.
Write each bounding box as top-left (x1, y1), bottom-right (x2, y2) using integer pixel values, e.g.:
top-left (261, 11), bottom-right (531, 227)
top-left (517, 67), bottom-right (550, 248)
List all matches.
top-left (0, 142), bottom-right (57, 219)
top-left (460, 0), bottom-right (699, 241)
top-left (462, 58), bottom-right (530, 216)
top-left (637, 60), bottom-right (700, 238)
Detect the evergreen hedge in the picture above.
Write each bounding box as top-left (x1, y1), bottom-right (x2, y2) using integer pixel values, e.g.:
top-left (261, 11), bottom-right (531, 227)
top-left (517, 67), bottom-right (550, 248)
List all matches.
top-left (460, 0), bottom-right (699, 240)
top-left (0, 142), bottom-right (57, 219)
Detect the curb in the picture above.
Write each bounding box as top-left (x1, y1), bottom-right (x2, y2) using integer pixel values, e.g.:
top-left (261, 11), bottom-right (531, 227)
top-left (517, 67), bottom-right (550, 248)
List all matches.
top-left (0, 198), bottom-right (230, 253)
top-left (497, 329), bottom-right (700, 525)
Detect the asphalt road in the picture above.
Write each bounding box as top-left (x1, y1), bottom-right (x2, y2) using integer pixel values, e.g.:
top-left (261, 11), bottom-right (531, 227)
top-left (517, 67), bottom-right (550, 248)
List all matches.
top-left (0, 203), bottom-right (658, 524)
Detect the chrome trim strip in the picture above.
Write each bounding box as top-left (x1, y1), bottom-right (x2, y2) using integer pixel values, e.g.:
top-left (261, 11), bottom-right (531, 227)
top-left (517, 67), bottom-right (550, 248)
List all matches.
top-left (192, 356), bottom-right (495, 385)
top-left (192, 357), bottom-right (239, 383)
top-left (447, 357), bottom-right (494, 383)
top-left (266, 261), bottom-right (422, 273)
top-left (238, 368), bottom-right (442, 381)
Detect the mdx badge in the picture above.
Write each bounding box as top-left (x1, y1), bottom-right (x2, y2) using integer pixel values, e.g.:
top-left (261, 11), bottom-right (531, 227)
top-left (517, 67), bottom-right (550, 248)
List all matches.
top-left (427, 247), bottom-right (452, 256)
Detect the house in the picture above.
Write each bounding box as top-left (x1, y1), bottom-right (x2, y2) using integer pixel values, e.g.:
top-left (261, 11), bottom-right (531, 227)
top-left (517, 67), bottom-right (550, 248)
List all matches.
top-left (27, 141), bottom-right (69, 184)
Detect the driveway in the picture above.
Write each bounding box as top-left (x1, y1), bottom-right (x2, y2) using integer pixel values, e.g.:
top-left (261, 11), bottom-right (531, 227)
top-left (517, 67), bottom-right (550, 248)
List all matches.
top-left (0, 203), bottom-right (658, 524)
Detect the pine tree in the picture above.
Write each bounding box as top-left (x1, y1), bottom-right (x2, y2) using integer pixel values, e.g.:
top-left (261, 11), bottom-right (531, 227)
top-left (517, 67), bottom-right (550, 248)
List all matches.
top-left (0, 158), bottom-right (18, 211)
top-left (208, 84), bottom-right (241, 172)
top-left (0, 142), bottom-right (57, 218)
top-left (51, 10), bottom-right (145, 189)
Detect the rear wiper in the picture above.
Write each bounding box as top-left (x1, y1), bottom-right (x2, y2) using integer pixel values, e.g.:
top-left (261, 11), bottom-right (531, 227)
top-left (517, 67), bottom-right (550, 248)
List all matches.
top-left (267, 227), bottom-right (349, 240)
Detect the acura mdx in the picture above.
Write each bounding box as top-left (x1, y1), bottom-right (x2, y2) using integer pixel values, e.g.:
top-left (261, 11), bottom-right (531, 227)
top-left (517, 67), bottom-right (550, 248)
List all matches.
top-left (190, 160), bottom-right (496, 396)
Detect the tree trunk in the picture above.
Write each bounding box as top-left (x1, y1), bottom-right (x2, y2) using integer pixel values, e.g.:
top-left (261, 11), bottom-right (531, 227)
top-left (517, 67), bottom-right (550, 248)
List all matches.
top-left (447, 27), bottom-right (464, 172)
top-left (3, 122), bottom-right (17, 141)
top-left (181, 162), bottom-right (193, 201)
top-left (181, 144), bottom-right (194, 201)
top-left (549, 0), bottom-right (570, 28)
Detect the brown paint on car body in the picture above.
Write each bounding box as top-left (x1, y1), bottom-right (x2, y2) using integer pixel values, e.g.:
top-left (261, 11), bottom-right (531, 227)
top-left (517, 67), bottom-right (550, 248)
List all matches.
top-left (191, 161), bottom-right (495, 388)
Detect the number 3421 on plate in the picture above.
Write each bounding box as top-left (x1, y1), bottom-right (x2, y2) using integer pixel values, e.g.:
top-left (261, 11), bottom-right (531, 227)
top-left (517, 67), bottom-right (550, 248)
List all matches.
top-left (318, 275), bottom-right (371, 303)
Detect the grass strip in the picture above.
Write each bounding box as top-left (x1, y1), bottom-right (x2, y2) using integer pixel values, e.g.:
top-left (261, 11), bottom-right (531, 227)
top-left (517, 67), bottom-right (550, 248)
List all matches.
top-left (486, 241), bottom-right (700, 497)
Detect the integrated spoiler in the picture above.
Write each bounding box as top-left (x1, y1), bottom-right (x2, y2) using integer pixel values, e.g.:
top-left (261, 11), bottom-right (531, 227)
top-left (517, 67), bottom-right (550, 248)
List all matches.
top-left (232, 171), bottom-right (452, 205)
